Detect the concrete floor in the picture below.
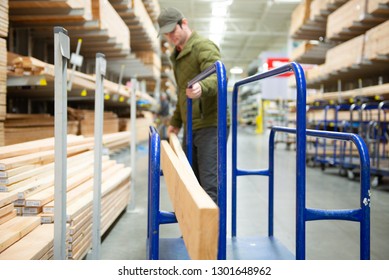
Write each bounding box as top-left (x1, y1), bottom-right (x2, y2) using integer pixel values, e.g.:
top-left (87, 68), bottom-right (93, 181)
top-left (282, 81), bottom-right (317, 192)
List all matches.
top-left (100, 127), bottom-right (389, 260)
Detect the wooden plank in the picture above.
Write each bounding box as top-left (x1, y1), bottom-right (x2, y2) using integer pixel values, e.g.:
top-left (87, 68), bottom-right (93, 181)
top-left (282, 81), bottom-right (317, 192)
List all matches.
top-left (364, 20), bottom-right (389, 61)
top-left (160, 140), bottom-right (219, 260)
top-left (0, 224), bottom-right (54, 260)
top-left (0, 191), bottom-right (18, 208)
top-left (0, 142), bottom-right (93, 171)
top-left (0, 216), bottom-right (41, 253)
top-left (0, 210), bottom-right (17, 225)
top-left (0, 134), bottom-right (90, 160)
top-left (0, 203), bottom-right (14, 218)
top-left (65, 168), bottom-right (131, 222)
top-left (24, 158), bottom-right (111, 207)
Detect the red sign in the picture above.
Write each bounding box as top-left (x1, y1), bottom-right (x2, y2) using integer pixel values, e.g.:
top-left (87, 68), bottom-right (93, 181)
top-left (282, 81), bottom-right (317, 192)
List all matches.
top-left (267, 58), bottom-right (293, 77)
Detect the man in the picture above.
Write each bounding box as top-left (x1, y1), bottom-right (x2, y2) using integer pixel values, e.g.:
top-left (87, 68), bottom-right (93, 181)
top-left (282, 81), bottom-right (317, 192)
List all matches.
top-left (157, 7), bottom-right (230, 204)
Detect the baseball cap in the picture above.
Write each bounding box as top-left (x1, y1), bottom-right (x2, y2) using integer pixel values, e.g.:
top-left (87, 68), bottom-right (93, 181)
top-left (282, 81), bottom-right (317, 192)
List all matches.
top-left (157, 7), bottom-right (184, 36)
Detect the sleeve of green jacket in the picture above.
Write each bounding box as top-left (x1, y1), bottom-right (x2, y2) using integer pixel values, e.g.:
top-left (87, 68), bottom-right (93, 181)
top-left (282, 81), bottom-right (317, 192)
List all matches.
top-left (196, 40), bottom-right (221, 97)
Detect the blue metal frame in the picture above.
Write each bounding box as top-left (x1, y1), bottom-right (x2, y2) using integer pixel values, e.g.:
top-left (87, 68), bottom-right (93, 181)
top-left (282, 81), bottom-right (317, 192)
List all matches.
top-left (231, 62), bottom-right (306, 244)
top-left (231, 62), bottom-right (370, 260)
top-left (147, 60), bottom-right (371, 260)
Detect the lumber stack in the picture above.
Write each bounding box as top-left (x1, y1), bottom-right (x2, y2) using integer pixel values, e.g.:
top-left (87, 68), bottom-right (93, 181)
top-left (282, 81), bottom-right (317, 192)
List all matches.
top-left (0, 0), bottom-right (6, 130)
top-left (0, 0), bottom-right (8, 38)
top-left (118, 110), bottom-right (154, 143)
top-left (90, 0), bottom-right (130, 57)
top-left (0, 133), bottom-right (132, 259)
top-left (7, 52), bottom-right (46, 76)
top-left (71, 109), bottom-right (120, 137)
top-left (142, 0), bottom-right (160, 23)
top-left (367, 0), bottom-right (389, 16)
top-left (326, 0), bottom-right (387, 41)
top-left (0, 38), bottom-right (6, 128)
top-left (289, 0), bottom-right (317, 40)
top-left (3, 113), bottom-right (79, 146)
top-left (364, 20), bottom-right (389, 61)
top-left (324, 34), bottom-right (365, 76)
top-left (134, 51), bottom-right (161, 79)
top-left (109, 0), bottom-right (159, 52)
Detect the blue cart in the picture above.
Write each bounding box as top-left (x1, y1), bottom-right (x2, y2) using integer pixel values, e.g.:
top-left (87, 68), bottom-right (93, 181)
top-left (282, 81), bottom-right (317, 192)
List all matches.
top-left (147, 61), bottom-right (371, 260)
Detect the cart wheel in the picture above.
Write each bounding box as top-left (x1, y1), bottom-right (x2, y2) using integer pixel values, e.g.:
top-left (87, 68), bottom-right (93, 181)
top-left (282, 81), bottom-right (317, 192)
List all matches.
top-left (320, 163), bottom-right (326, 171)
top-left (347, 170), bottom-right (355, 180)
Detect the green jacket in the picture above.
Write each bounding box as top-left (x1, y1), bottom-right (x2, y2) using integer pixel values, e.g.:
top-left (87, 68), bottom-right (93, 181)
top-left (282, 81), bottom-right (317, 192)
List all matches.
top-left (169, 31), bottom-right (230, 131)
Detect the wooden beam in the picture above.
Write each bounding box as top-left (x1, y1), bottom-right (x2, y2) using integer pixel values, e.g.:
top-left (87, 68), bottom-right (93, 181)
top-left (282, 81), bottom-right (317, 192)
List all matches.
top-left (0, 223), bottom-right (54, 260)
top-left (160, 140), bottom-right (219, 260)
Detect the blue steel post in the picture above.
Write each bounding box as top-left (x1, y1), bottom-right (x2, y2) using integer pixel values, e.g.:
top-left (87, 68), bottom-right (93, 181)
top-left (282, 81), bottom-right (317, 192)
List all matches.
top-left (147, 127), bottom-right (161, 260)
top-left (231, 78), bottom-right (238, 237)
top-left (291, 62), bottom-right (307, 260)
top-left (268, 130), bottom-right (276, 236)
top-left (215, 61), bottom-right (228, 260)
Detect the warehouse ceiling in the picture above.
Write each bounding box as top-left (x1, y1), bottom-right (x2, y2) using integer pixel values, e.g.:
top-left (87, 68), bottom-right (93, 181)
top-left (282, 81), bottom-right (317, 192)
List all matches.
top-left (158, 0), bottom-right (301, 75)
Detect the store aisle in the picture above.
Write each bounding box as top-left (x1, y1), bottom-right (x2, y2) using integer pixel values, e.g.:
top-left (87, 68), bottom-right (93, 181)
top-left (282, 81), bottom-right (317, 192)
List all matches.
top-left (100, 128), bottom-right (389, 260)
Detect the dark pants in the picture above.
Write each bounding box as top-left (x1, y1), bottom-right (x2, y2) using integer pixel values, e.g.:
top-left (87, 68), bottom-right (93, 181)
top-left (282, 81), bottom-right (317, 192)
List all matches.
top-left (184, 126), bottom-right (229, 204)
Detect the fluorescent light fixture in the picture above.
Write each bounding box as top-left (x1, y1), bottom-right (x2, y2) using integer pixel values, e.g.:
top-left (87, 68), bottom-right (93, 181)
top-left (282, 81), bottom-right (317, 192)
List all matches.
top-left (230, 67), bottom-right (243, 74)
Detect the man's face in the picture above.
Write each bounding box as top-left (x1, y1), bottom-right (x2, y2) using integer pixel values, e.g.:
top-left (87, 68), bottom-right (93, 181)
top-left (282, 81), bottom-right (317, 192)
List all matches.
top-left (164, 22), bottom-right (187, 49)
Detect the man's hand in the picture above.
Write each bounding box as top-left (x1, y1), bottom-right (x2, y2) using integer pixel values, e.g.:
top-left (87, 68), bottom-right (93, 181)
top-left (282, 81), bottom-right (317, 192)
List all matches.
top-left (167, 125), bottom-right (180, 136)
top-left (186, 82), bottom-right (202, 99)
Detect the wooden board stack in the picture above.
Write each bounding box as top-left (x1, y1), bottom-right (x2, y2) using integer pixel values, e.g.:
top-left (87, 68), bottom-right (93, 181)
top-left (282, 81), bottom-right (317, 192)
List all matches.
top-left (118, 110), bottom-right (154, 143)
top-left (110, 0), bottom-right (158, 52)
top-left (0, 38), bottom-right (6, 143)
top-left (3, 113), bottom-right (79, 146)
top-left (0, 0), bottom-right (6, 139)
top-left (141, 0), bottom-right (160, 23)
top-left (0, 133), bottom-right (132, 259)
top-left (71, 109), bottom-right (119, 137)
top-left (0, 0), bottom-right (8, 38)
top-left (364, 19), bottom-right (389, 61)
top-left (326, 0), bottom-right (388, 41)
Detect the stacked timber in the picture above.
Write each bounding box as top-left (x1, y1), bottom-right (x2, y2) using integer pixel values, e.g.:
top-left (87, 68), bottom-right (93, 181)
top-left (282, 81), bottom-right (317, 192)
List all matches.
top-left (324, 34), bottom-right (365, 76)
top-left (0, 133), bottom-right (132, 259)
top-left (3, 113), bottom-right (79, 146)
top-left (134, 51), bottom-right (161, 79)
top-left (326, 0), bottom-right (388, 41)
top-left (8, 0), bottom-right (130, 59)
top-left (142, 0), bottom-right (160, 23)
top-left (368, 0), bottom-right (389, 16)
top-left (118, 110), bottom-right (154, 143)
top-left (289, 0), bottom-right (314, 40)
top-left (7, 52), bottom-right (45, 76)
top-left (109, 0), bottom-right (158, 52)
top-left (0, 38), bottom-right (6, 134)
top-left (364, 20), bottom-right (389, 61)
top-left (70, 109), bottom-right (119, 137)
top-left (0, 0), bottom-right (6, 137)
top-left (0, 0), bottom-right (8, 38)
